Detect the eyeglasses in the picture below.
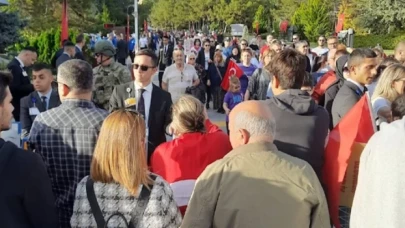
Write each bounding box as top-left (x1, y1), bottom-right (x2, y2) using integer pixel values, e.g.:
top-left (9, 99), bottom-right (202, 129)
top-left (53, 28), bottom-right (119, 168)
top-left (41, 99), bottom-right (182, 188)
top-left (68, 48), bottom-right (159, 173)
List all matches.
top-left (204, 45), bottom-right (210, 47)
top-left (189, 58), bottom-right (195, 60)
top-left (319, 39), bottom-right (325, 42)
top-left (133, 64), bottom-right (155, 71)
top-left (241, 43), bottom-right (248, 46)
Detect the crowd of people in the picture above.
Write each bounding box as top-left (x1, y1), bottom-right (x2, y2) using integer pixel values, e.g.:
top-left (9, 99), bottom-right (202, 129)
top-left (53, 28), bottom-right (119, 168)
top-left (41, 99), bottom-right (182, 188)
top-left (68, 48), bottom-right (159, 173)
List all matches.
top-left (1, 28), bottom-right (405, 228)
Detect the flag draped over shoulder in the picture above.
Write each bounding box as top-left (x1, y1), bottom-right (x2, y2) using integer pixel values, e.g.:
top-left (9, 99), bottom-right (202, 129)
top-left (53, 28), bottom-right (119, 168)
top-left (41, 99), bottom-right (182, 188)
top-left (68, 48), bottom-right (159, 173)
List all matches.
top-left (220, 61), bottom-right (244, 91)
top-left (61, 0), bottom-right (69, 46)
top-left (322, 94), bottom-right (376, 228)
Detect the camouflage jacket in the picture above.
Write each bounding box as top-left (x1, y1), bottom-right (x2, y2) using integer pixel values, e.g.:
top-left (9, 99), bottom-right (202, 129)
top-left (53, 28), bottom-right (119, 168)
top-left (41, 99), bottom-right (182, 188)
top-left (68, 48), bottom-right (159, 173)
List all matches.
top-left (92, 61), bottom-right (132, 110)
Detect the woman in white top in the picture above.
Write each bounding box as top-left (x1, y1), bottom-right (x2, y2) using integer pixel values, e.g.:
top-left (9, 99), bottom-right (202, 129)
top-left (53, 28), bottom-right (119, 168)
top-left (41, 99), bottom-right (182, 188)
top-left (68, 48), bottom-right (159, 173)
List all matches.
top-left (162, 48), bottom-right (200, 103)
top-left (372, 64), bottom-right (405, 125)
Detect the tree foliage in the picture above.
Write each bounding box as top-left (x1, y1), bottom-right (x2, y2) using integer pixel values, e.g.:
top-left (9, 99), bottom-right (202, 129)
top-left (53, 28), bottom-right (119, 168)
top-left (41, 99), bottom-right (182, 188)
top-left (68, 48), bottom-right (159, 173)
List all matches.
top-left (252, 5), bottom-right (267, 33)
top-left (338, 0), bottom-right (357, 31)
top-left (354, 0), bottom-right (405, 34)
top-left (0, 12), bottom-right (24, 52)
top-left (149, 0), bottom-right (270, 31)
top-left (291, 0), bottom-right (332, 41)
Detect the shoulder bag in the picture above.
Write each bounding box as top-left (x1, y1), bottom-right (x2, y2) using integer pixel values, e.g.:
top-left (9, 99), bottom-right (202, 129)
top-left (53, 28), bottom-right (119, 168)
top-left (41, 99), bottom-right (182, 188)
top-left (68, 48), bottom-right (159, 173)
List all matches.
top-left (86, 174), bottom-right (157, 228)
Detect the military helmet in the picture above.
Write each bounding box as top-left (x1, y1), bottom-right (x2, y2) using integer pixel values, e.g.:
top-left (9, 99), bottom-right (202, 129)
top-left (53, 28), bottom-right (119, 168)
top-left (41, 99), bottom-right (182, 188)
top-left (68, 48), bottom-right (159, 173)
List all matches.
top-left (94, 40), bottom-right (116, 57)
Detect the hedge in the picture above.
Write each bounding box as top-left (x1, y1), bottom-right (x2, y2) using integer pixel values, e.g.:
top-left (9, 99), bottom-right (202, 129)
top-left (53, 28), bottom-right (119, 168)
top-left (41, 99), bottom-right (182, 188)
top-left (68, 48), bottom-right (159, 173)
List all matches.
top-left (354, 32), bottom-right (405, 50)
top-left (9, 28), bottom-right (80, 65)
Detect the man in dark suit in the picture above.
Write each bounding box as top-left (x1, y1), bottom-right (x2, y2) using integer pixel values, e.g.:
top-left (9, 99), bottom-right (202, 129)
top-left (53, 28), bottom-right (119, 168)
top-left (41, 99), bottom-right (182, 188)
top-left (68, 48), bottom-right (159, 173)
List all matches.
top-left (56, 41), bottom-right (76, 69)
top-left (74, 34), bottom-right (86, 60)
top-left (116, 34), bottom-right (128, 65)
top-left (20, 63), bottom-right (61, 138)
top-left (7, 46), bottom-right (37, 122)
top-left (0, 71), bottom-right (58, 227)
top-left (332, 48), bottom-right (378, 127)
top-left (158, 35), bottom-right (174, 88)
top-left (110, 49), bottom-right (172, 163)
top-left (51, 39), bottom-right (69, 69)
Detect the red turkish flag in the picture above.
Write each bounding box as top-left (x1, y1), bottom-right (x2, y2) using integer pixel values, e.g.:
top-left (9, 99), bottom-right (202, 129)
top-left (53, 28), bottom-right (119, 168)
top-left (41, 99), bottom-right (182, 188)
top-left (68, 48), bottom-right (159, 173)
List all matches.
top-left (61, 0), bottom-right (69, 46)
top-left (322, 94), bottom-right (376, 228)
top-left (221, 61), bottom-right (244, 91)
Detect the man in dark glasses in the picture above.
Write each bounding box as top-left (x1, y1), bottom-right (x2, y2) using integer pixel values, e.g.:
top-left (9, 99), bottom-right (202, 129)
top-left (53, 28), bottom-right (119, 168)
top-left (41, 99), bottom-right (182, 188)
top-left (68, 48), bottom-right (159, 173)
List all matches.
top-left (109, 49), bottom-right (173, 164)
top-left (92, 40), bottom-right (132, 110)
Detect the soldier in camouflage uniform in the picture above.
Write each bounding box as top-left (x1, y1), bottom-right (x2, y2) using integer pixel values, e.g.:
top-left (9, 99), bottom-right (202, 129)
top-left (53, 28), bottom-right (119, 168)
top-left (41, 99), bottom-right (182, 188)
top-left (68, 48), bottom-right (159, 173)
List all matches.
top-left (92, 40), bottom-right (132, 110)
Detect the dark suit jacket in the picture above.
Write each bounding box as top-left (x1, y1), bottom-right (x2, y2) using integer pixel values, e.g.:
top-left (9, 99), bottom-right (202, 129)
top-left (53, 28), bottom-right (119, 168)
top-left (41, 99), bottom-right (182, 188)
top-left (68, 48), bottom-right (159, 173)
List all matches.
top-left (331, 80), bottom-right (365, 127)
top-left (20, 90), bottom-right (61, 137)
top-left (0, 138), bottom-right (58, 227)
top-left (7, 58), bottom-right (34, 122)
top-left (74, 46), bottom-right (85, 60)
top-left (56, 53), bottom-right (71, 69)
top-left (159, 45), bottom-right (174, 70)
top-left (109, 82), bottom-right (172, 162)
top-left (196, 49), bottom-right (215, 70)
top-left (116, 40), bottom-right (128, 60)
top-left (51, 48), bottom-right (64, 68)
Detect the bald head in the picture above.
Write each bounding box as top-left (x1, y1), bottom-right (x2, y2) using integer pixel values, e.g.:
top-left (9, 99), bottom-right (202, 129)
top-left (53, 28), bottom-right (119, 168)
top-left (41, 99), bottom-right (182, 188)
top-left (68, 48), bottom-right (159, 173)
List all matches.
top-left (229, 100), bottom-right (276, 148)
top-left (395, 41), bottom-right (405, 63)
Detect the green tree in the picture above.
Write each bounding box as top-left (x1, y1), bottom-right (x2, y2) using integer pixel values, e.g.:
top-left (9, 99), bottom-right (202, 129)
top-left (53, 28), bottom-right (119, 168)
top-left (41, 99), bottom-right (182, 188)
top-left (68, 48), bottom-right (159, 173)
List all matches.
top-left (354, 0), bottom-right (405, 34)
top-left (0, 12), bottom-right (25, 52)
top-left (252, 5), bottom-right (267, 33)
top-left (291, 0), bottom-right (332, 41)
top-left (338, 0), bottom-right (357, 30)
top-left (100, 3), bottom-right (112, 23)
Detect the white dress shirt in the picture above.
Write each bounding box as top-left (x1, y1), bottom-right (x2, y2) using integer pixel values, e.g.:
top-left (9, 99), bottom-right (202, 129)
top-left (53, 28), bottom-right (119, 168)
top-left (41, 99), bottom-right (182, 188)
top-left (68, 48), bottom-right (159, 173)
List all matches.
top-left (347, 78), bottom-right (364, 93)
top-left (134, 81), bottom-right (153, 124)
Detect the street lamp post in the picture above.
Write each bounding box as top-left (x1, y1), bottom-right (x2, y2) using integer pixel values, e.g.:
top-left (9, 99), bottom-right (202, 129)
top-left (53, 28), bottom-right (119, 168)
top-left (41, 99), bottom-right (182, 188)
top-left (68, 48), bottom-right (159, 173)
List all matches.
top-left (134, 0), bottom-right (139, 52)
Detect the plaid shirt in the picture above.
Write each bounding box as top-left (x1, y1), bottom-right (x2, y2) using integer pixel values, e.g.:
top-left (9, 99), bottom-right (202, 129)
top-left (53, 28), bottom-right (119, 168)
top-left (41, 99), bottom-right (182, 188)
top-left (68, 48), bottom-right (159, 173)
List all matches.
top-left (29, 99), bottom-right (108, 227)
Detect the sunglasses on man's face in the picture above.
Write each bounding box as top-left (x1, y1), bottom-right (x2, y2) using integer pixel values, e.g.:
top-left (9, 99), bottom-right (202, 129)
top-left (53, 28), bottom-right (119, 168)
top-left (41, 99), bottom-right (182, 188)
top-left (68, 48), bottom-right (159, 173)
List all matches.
top-left (133, 64), bottom-right (155, 71)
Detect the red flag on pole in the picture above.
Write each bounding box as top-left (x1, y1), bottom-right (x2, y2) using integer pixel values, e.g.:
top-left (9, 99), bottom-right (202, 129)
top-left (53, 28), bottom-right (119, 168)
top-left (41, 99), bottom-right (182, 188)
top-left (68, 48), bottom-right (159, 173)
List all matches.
top-left (220, 61), bottom-right (244, 91)
top-left (61, 0), bottom-right (69, 46)
top-left (322, 94), bottom-right (376, 228)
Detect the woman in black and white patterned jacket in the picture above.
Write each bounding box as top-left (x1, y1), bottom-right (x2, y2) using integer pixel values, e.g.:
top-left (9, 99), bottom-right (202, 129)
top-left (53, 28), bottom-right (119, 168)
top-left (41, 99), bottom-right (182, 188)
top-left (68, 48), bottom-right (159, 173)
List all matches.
top-left (70, 109), bottom-right (182, 228)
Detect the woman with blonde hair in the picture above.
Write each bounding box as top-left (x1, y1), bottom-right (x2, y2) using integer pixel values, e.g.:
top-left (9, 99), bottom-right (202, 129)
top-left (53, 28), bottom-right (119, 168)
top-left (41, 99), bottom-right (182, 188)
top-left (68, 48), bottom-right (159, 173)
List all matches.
top-left (245, 49), bottom-right (275, 100)
top-left (151, 95), bottom-right (231, 216)
top-left (372, 64), bottom-right (405, 124)
top-left (71, 110), bottom-right (182, 227)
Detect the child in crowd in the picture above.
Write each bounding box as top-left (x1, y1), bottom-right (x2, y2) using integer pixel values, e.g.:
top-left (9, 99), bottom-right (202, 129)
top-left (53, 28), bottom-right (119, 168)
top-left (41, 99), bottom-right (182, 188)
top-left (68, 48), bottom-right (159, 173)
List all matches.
top-left (223, 76), bottom-right (244, 134)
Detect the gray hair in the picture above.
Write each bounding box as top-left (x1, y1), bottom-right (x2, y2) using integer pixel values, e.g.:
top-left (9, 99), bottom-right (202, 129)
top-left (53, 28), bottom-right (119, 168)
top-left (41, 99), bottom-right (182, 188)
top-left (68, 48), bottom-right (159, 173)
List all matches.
top-left (233, 110), bottom-right (276, 138)
top-left (58, 59), bottom-right (93, 92)
top-left (295, 40), bottom-right (308, 50)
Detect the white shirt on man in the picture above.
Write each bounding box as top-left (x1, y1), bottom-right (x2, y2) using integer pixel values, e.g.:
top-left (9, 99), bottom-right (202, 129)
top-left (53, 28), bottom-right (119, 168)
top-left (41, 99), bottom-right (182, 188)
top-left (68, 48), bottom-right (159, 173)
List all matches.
top-left (162, 64), bottom-right (198, 103)
top-left (134, 81), bottom-right (153, 124)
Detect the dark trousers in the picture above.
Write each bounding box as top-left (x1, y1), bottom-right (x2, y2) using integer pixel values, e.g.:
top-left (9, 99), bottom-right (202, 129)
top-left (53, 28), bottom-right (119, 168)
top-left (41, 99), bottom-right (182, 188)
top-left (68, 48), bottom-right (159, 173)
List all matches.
top-left (218, 89), bottom-right (226, 112)
top-left (226, 121), bottom-right (229, 135)
top-left (204, 70), bottom-right (211, 108)
top-left (118, 58), bottom-right (126, 66)
top-left (212, 86), bottom-right (221, 110)
top-left (129, 52), bottom-right (135, 63)
top-left (158, 71), bottom-right (164, 88)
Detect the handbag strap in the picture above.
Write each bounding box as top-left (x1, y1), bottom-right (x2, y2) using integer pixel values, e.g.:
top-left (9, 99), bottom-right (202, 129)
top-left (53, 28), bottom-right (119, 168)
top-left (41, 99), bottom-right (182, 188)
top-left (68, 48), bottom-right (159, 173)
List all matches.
top-left (129, 174), bottom-right (157, 227)
top-left (86, 174), bottom-right (157, 228)
top-left (214, 65), bottom-right (223, 81)
top-left (86, 177), bottom-right (106, 228)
